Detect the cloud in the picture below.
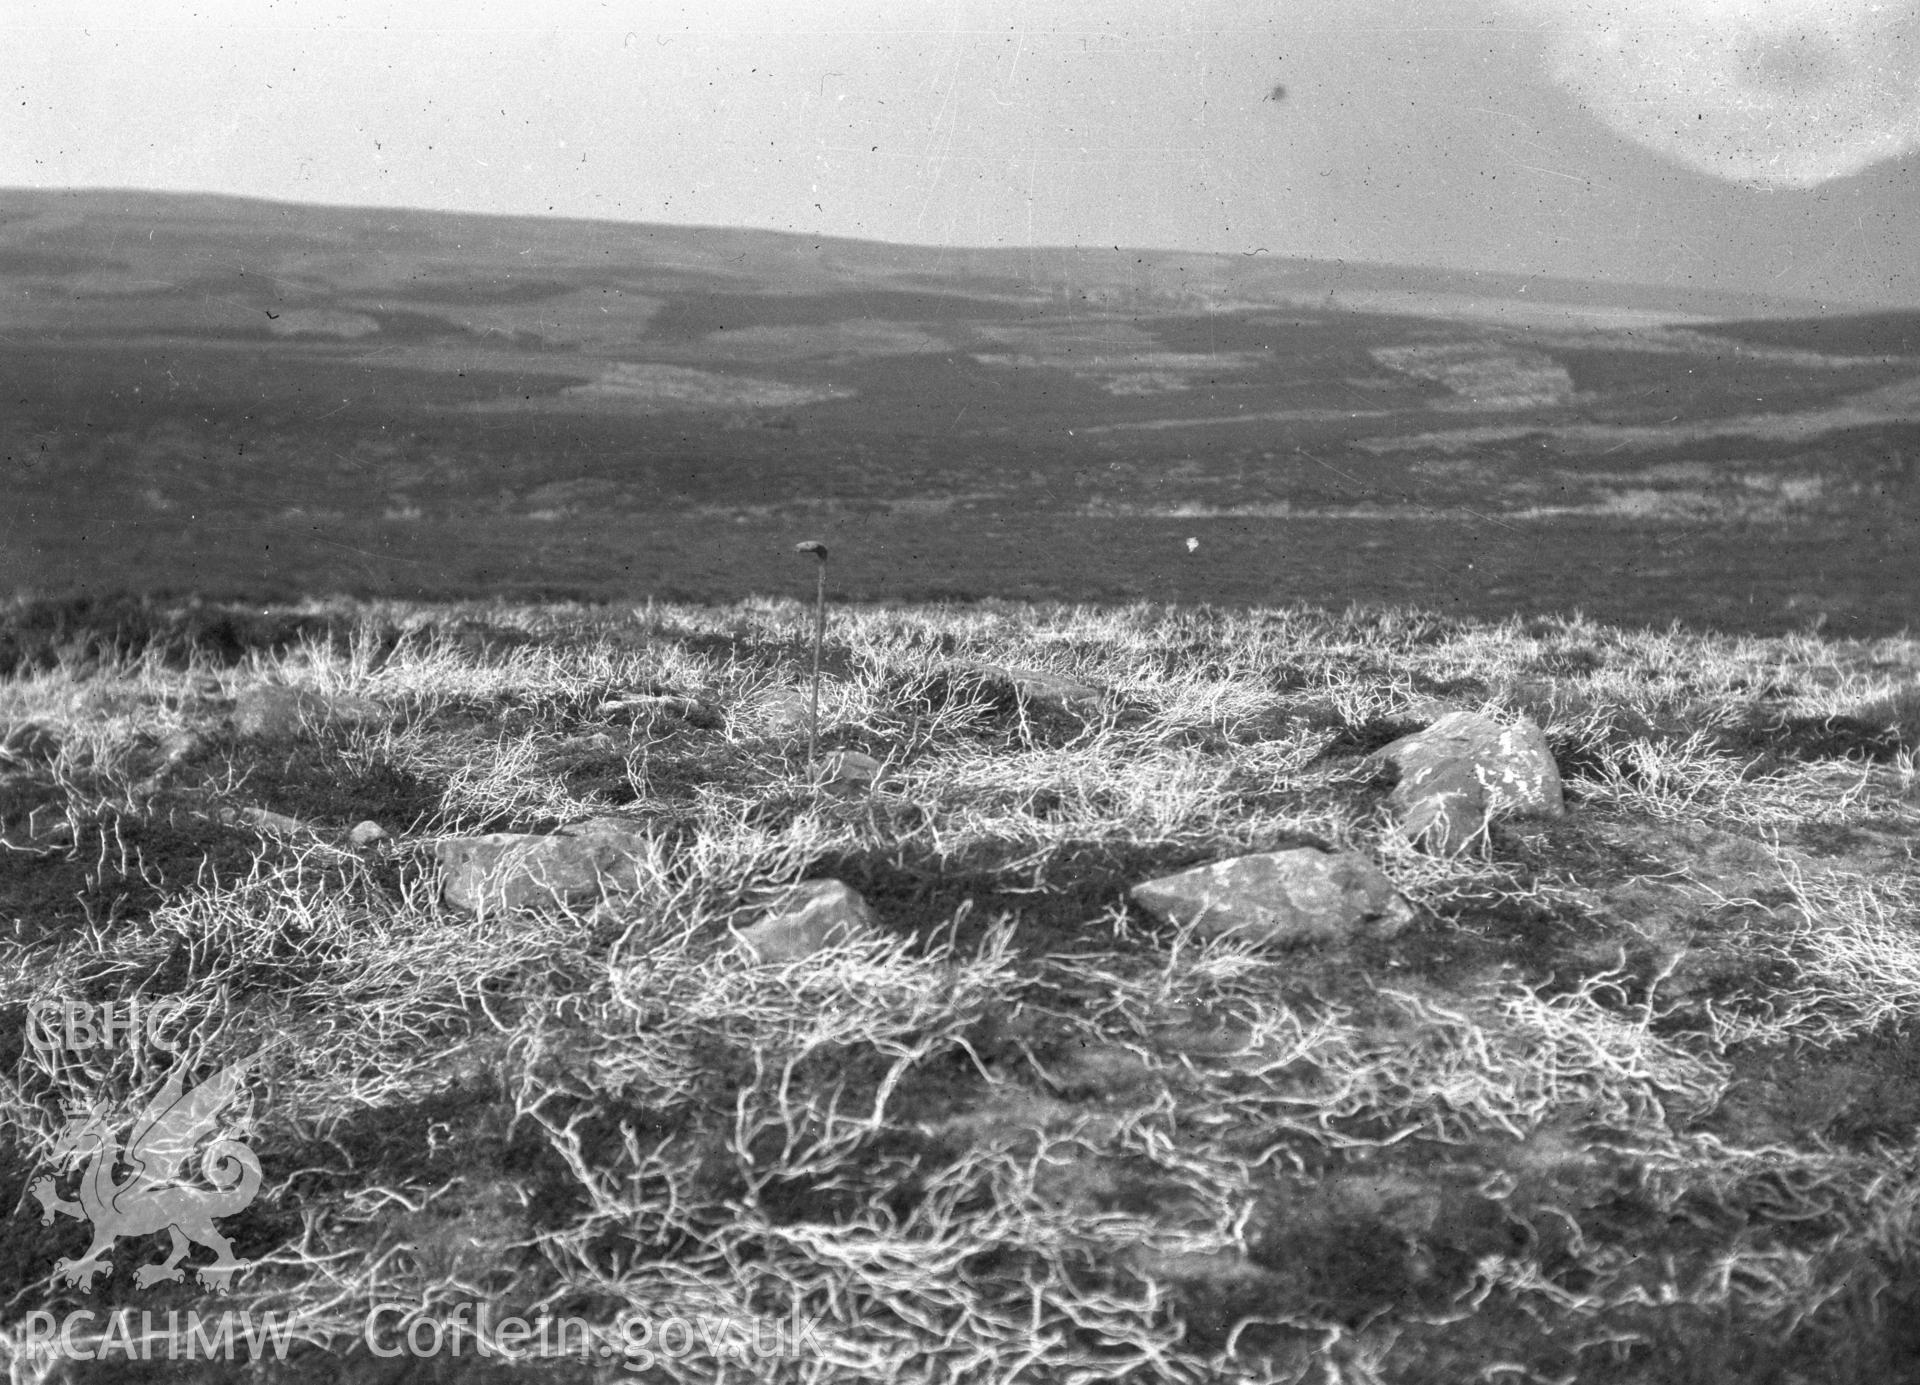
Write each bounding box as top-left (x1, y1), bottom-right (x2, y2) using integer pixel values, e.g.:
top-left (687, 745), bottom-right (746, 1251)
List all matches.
top-left (1520, 0), bottom-right (1920, 187)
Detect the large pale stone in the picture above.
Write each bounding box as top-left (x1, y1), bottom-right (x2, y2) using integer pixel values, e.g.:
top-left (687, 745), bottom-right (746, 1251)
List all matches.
top-left (1367, 711), bottom-right (1564, 853)
top-left (1131, 849), bottom-right (1413, 947)
top-left (734, 880), bottom-right (879, 963)
top-left (436, 816), bottom-right (652, 913)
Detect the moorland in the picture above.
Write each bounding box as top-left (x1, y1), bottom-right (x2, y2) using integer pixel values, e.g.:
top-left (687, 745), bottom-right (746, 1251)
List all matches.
top-left (4, 191), bottom-right (1920, 1383)
top-left (1, 597), bottom-right (1918, 1382)
top-left (2, 190), bottom-right (1917, 633)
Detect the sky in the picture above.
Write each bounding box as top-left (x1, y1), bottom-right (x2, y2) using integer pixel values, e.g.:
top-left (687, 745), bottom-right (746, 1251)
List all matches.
top-left (6, 0), bottom-right (1919, 305)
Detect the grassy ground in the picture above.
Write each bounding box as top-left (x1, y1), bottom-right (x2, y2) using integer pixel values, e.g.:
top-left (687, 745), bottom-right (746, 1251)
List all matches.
top-left (2, 595), bottom-right (1918, 1382)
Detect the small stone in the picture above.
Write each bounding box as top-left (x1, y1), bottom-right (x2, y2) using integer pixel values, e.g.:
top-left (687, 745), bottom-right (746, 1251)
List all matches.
top-left (156, 729), bottom-right (203, 766)
top-left (436, 816), bottom-right (652, 913)
top-left (1, 722), bottom-right (62, 768)
top-left (441, 621), bottom-right (534, 659)
top-left (349, 820), bottom-right (391, 847)
top-left (600, 693), bottom-right (724, 729)
top-left (734, 880), bottom-right (879, 963)
top-left (233, 685), bottom-right (386, 738)
top-left (1366, 711), bottom-right (1565, 853)
top-left (1132, 848), bottom-right (1414, 947)
top-left (219, 804), bottom-right (316, 837)
top-left (751, 687), bottom-right (813, 737)
top-left (816, 749), bottom-right (882, 793)
top-left (951, 661), bottom-right (1102, 713)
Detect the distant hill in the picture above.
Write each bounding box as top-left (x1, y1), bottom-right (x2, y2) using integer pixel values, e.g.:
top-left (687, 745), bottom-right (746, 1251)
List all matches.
top-left (0, 188), bottom-right (1817, 331)
top-left (2, 188), bottom-right (1915, 634)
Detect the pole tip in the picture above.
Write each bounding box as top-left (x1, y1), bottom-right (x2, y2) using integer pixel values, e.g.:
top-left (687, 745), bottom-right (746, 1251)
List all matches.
top-left (794, 540), bottom-right (829, 561)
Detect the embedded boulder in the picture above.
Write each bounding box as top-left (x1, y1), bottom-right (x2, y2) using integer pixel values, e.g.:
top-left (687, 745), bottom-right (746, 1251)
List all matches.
top-left (436, 816), bottom-right (653, 913)
top-left (734, 880), bottom-right (879, 963)
top-left (1366, 711), bottom-right (1564, 853)
top-left (1131, 849), bottom-right (1413, 947)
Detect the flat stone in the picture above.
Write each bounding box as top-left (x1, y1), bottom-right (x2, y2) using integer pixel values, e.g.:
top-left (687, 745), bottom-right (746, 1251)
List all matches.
top-left (436, 816), bottom-right (652, 913)
top-left (218, 803), bottom-right (317, 837)
top-left (1132, 848), bottom-right (1413, 947)
top-left (233, 685), bottom-right (386, 738)
top-left (1367, 711), bottom-right (1564, 853)
top-left (734, 880), bottom-right (879, 963)
top-left (599, 693), bottom-right (724, 730)
top-left (952, 661), bottom-right (1102, 712)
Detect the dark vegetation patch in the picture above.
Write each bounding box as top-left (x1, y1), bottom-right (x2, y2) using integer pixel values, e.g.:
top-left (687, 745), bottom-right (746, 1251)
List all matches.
top-left (0, 595), bottom-right (378, 676)
top-left (1525, 643), bottom-right (1606, 676)
top-left (232, 741), bottom-right (444, 834)
top-left (0, 248), bottom-right (130, 276)
top-left (1311, 714), bottom-right (1430, 760)
top-left (1712, 1026), bottom-right (1920, 1149)
top-left (1691, 310), bottom-right (1920, 357)
top-left (810, 837), bottom-right (1222, 956)
top-left (885, 665), bottom-right (1097, 749)
top-left (1718, 708), bottom-right (1906, 763)
top-left (0, 799), bottom-right (272, 945)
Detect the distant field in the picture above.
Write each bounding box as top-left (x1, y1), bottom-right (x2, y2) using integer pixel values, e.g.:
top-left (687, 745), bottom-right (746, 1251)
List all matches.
top-left (4, 191), bottom-right (1917, 634)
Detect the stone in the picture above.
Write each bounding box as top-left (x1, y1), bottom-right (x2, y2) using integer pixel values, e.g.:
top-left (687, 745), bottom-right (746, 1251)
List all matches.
top-left (440, 621), bottom-right (534, 659)
top-left (156, 729), bottom-right (203, 767)
top-left (1, 722), bottom-right (61, 768)
top-left (816, 749), bottom-right (882, 793)
top-left (349, 820), bottom-right (391, 847)
top-left (130, 729), bottom-right (207, 799)
top-left (233, 685), bottom-right (386, 738)
top-left (951, 661), bottom-right (1102, 713)
top-left (599, 693), bottom-right (724, 730)
top-left (1131, 849), bottom-right (1413, 947)
top-left (218, 804), bottom-right (316, 837)
top-left (733, 880), bottom-right (879, 963)
top-left (436, 816), bottom-right (652, 913)
top-left (1366, 711), bottom-right (1564, 853)
top-left (750, 687), bottom-right (814, 737)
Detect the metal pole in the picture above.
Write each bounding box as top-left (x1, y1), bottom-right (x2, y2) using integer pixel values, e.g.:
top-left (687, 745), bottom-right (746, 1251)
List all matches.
top-left (810, 559), bottom-right (825, 769)
top-left (794, 541), bottom-right (829, 773)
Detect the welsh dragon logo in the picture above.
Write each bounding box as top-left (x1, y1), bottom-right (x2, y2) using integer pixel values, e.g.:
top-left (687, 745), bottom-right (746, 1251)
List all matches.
top-left (29, 1057), bottom-right (261, 1294)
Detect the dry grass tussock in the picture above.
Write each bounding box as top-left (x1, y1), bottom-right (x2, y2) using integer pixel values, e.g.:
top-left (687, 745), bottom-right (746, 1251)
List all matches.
top-left (1, 597), bottom-right (1918, 1382)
